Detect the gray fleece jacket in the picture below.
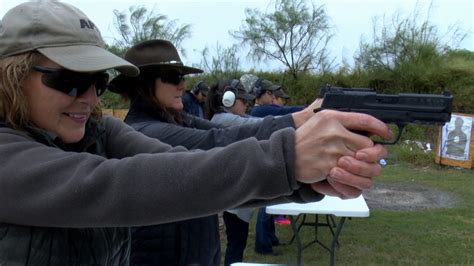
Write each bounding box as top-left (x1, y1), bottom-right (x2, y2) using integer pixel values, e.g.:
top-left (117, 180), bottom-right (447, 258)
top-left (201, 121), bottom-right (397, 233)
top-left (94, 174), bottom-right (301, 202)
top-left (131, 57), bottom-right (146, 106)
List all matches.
top-left (0, 115), bottom-right (319, 228)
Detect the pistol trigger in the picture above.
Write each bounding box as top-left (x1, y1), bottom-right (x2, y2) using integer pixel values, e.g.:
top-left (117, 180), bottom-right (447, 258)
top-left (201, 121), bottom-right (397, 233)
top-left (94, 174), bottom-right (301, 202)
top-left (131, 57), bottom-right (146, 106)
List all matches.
top-left (392, 124), bottom-right (404, 144)
top-left (374, 124), bottom-right (404, 145)
top-left (396, 124), bottom-right (406, 139)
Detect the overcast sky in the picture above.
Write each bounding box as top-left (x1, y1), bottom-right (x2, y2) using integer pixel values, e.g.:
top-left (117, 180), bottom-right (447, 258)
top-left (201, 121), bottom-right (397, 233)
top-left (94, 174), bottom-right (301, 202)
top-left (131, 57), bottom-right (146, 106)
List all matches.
top-left (1, 0), bottom-right (473, 71)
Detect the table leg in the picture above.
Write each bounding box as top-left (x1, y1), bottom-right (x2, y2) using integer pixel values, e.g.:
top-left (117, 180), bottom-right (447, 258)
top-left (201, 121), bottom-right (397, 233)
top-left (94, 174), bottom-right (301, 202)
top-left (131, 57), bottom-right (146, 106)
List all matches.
top-left (289, 216), bottom-right (303, 265)
top-left (288, 214), bottom-right (305, 245)
top-left (287, 215), bottom-right (349, 266)
top-left (329, 217), bottom-right (346, 266)
top-left (314, 214), bottom-right (319, 241)
top-left (326, 215), bottom-right (340, 247)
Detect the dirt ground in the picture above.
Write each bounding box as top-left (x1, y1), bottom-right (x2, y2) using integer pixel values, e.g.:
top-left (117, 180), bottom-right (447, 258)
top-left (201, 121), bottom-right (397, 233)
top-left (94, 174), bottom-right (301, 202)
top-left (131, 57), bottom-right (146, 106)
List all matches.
top-left (363, 182), bottom-right (458, 211)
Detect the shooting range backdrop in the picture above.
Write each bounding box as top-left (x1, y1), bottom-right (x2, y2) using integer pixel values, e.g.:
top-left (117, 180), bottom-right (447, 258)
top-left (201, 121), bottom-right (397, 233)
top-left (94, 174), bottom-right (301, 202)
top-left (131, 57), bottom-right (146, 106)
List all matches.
top-left (436, 113), bottom-right (474, 169)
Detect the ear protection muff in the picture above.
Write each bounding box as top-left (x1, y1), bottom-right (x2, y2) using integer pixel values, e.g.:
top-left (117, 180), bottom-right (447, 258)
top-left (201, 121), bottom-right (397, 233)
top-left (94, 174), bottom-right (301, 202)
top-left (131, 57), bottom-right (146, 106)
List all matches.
top-left (191, 80), bottom-right (204, 94)
top-left (222, 91), bottom-right (236, 107)
top-left (222, 79), bottom-right (240, 108)
top-left (253, 78), bottom-right (263, 98)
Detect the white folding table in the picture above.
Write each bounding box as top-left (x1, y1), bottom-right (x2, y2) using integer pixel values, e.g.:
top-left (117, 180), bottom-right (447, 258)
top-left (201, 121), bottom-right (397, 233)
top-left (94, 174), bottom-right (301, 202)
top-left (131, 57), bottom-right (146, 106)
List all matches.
top-left (266, 195), bottom-right (369, 266)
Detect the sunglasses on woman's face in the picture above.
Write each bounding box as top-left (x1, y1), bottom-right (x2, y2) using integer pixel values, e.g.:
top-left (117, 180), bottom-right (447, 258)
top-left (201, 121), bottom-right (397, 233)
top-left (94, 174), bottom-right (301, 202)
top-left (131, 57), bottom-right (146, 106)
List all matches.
top-left (33, 66), bottom-right (109, 97)
top-left (158, 71), bottom-right (185, 85)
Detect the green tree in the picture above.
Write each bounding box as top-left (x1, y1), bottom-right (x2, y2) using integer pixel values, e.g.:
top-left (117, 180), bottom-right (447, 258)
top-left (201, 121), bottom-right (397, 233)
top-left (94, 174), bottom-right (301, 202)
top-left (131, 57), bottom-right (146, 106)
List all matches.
top-left (232, 0), bottom-right (334, 80)
top-left (199, 43), bottom-right (241, 80)
top-left (110, 5), bottom-right (192, 56)
top-left (439, 49), bottom-right (474, 112)
top-left (354, 2), bottom-right (467, 93)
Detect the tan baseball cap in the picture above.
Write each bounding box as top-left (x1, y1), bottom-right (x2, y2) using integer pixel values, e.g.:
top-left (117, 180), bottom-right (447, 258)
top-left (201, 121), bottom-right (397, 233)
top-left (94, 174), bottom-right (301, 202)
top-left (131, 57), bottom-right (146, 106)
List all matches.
top-left (0, 0), bottom-right (139, 76)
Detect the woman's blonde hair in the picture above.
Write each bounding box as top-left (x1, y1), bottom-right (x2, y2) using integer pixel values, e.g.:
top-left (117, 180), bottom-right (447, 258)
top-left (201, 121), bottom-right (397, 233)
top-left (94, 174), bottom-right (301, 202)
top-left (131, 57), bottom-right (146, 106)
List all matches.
top-left (0, 52), bottom-right (102, 129)
top-left (0, 52), bottom-right (37, 128)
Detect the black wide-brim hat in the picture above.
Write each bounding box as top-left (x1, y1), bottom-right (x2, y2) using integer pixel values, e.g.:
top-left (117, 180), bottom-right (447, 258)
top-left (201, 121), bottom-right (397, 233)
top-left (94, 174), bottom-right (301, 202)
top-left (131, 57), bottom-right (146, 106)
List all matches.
top-left (109, 39), bottom-right (203, 93)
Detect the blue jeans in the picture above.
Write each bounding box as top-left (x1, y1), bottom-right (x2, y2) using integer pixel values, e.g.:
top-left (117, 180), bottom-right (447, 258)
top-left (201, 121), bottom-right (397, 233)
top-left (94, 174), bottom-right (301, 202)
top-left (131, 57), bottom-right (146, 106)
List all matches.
top-left (254, 207), bottom-right (279, 254)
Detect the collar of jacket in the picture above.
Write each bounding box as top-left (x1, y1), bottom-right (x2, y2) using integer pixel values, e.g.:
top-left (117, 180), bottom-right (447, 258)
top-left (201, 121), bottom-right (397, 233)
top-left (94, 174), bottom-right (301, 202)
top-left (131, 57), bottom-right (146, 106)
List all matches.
top-left (23, 118), bottom-right (105, 152)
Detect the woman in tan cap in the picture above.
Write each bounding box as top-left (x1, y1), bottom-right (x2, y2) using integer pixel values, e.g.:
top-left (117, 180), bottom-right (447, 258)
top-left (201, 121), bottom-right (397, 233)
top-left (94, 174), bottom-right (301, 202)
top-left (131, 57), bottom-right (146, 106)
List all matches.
top-left (0, 1), bottom-right (389, 265)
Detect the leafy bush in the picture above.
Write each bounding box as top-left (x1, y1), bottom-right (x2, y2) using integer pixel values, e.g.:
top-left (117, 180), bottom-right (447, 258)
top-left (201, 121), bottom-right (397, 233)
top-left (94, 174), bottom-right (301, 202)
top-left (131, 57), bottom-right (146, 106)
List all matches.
top-left (387, 143), bottom-right (438, 167)
top-left (100, 90), bottom-right (129, 109)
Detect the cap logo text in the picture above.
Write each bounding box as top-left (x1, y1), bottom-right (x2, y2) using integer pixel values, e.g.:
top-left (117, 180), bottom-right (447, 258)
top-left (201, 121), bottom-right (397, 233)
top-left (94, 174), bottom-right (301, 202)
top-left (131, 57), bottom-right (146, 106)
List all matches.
top-left (80, 19), bottom-right (96, 30)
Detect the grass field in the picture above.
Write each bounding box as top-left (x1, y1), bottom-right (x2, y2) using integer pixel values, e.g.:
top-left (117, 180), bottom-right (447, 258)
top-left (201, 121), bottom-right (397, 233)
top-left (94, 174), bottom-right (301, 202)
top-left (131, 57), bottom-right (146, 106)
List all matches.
top-left (223, 163), bottom-right (474, 265)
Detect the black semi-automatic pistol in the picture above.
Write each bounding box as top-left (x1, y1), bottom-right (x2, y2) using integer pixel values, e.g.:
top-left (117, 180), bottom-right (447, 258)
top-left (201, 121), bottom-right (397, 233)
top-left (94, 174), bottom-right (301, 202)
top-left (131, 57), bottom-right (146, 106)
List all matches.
top-left (316, 85), bottom-right (453, 144)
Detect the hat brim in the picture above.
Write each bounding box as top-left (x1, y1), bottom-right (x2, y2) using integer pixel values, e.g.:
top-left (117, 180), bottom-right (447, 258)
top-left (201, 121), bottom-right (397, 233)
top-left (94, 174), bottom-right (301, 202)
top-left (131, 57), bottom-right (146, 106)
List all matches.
top-left (139, 63), bottom-right (203, 75)
top-left (107, 74), bottom-right (134, 93)
top-left (268, 85), bottom-right (281, 91)
top-left (38, 45), bottom-right (139, 77)
top-left (274, 89), bottom-right (290, 99)
top-left (237, 92), bottom-right (256, 101)
top-left (108, 64), bottom-right (204, 93)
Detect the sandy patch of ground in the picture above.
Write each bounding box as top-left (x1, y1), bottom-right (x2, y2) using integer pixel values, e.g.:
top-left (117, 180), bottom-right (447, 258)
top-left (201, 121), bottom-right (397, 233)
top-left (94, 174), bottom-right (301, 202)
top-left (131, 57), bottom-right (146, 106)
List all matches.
top-left (363, 182), bottom-right (458, 211)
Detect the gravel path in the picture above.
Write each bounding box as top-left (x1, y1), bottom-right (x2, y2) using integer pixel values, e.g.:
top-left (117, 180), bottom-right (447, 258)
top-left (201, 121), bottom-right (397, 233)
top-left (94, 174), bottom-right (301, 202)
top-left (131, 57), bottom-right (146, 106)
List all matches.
top-left (363, 182), bottom-right (458, 211)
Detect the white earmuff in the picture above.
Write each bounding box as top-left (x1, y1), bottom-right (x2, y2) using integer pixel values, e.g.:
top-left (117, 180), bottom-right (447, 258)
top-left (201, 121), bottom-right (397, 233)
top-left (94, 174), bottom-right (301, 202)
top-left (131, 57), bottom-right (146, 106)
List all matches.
top-left (222, 91), bottom-right (236, 107)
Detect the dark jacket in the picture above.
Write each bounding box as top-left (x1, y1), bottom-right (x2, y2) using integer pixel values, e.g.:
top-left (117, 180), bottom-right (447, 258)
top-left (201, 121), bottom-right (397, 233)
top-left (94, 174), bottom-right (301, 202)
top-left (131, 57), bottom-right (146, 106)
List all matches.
top-left (0, 105), bottom-right (322, 265)
top-left (250, 104), bottom-right (304, 117)
top-left (0, 120), bottom-right (130, 265)
top-left (0, 117), bottom-right (318, 236)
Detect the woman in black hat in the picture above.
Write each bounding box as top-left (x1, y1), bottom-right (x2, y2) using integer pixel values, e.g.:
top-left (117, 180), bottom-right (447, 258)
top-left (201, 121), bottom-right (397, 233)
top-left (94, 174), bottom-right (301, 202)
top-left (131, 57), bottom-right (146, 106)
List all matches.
top-left (109, 39), bottom-right (320, 265)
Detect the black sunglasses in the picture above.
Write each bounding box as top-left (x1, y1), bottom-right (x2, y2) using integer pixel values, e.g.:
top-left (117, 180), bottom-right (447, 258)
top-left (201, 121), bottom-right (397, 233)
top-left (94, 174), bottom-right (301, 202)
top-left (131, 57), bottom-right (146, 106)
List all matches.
top-left (158, 70), bottom-right (185, 85)
top-left (33, 66), bottom-right (109, 97)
